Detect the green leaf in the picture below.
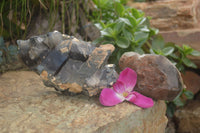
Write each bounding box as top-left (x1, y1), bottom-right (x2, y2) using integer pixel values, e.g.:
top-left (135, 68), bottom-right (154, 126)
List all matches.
top-left (102, 41), bottom-right (115, 45)
top-left (101, 36), bottom-right (115, 44)
top-left (137, 17), bottom-right (147, 25)
top-left (101, 28), bottom-right (114, 38)
top-left (131, 8), bottom-right (141, 19)
top-left (166, 103), bottom-right (176, 118)
top-left (118, 17), bottom-right (132, 27)
top-left (138, 39), bottom-right (148, 47)
top-left (150, 48), bottom-right (155, 54)
top-left (94, 0), bottom-right (111, 10)
top-left (117, 49), bottom-right (124, 61)
top-left (114, 21), bottom-right (124, 33)
top-left (134, 47), bottom-right (144, 54)
top-left (139, 26), bottom-right (150, 32)
top-left (182, 57), bottom-right (197, 68)
top-left (134, 31), bottom-right (149, 42)
top-left (169, 53), bottom-right (179, 60)
top-left (168, 59), bottom-right (177, 66)
top-left (127, 16), bottom-right (137, 27)
top-left (114, 2), bottom-right (124, 16)
top-left (122, 29), bottom-right (133, 41)
top-left (116, 37), bottom-right (130, 48)
top-left (190, 50), bottom-right (200, 56)
top-left (92, 37), bottom-right (104, 45)
top-left (176, 63), bottom-right (185, 72)
top-left (120, 0), bottom-right (127, 4)
top-left (184, 90), bottom-right (194, 100)
top-left (93, 0), bottom-right (98, 5)
top-left (105, 22), bottom-right (116, 29)
top-left (183, 45), bottom-right (193, 55)
top-left (165, 42), bottom-right (175, 47)
top-left (162, 46), bottom-right (175, 56)
top-left (153, 49), bottom-right (163, 55)
top-left (0, 51), bottom-right (2, 56)
top-left (94, 23), bottom-right (103, 30)
top-left (152, 35), bottom-right (165, 50)
top-left (149, 28), bottom-right (159, 36)
top-left (99, 21), bottom-right (106, 29)
top-left (175, 45), bottom-right (183, 52)
top-left (173, 97), bottom-right (185, 107)
top-left (134, 31), bottom-right (149, 46)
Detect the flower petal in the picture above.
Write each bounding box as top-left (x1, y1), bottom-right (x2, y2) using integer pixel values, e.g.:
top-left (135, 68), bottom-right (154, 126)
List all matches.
top-left (99, 88), bottom-right (125, 106)
top-left (126, 91), bottom-right (154, 108)
top-left (118, 68), bottom-right (137, 92)
top-left (113, 81), bottom-right (125, 94)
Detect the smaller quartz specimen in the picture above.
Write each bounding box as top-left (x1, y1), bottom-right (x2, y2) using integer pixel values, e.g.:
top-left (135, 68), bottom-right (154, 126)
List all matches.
top-left (17, 31), bottom-right (118, 96)
top-left (119, 52), bottom-right (183, 101)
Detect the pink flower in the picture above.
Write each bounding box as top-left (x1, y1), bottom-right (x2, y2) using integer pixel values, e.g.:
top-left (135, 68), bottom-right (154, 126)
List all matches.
top-left (99, 68), bottom-right (154, 108)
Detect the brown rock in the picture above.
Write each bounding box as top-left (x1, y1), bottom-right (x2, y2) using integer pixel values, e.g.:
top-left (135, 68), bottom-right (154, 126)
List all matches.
top-left (127, 0), bottom-right (200, 68)
top-left (58, 83), bottom-right (83, 93)
top-left (165, 118), bottom-right (176, 133)
top-left (181, 71), bottom-right (200, 95)
top-left (128, 0), bottom-right (200, 31)
top-left (175, 100), bottom-right (200, 133)
top-left (119, 52), bottom-right (183, 101)
top-left (0, 71), bottom-right (168, 133)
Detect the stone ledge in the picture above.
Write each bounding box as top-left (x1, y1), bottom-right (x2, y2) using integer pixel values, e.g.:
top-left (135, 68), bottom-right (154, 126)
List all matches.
top-left (175, 100), bottom-right (200, 133)
top-left (0, 71), bottom-right (167, 133)
top-left (128, 0), bottom-right (200, 31)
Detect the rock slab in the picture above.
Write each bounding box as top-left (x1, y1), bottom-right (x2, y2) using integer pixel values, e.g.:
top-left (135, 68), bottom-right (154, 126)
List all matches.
top-left (128, 0), bottom-right (200, 68)
top-left (175, 100), bottom-right (200, 133)
top-left (128, 0), bottom-right (200, 31)
top-left (0, 71), bottom-right (168, 133)
top-left (119, 52), bottom-right (183, 101)
top-left (181, 71), bottom-right (200, 96)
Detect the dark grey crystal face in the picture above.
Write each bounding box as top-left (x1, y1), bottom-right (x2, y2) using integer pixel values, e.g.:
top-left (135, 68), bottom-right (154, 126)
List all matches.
top-left (17, 31), bottom-right (64, 68)
top-left (17, 31), bottom-right (118, 96)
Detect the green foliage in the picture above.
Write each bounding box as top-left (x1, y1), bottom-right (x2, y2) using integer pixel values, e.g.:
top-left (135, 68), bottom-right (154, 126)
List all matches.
top-left (166, 88), bottom-right (194, 117)
top-left (0, 0), bottom-right (61, 41)
top-left (0, 36), bottom-right (18, 66)
top-left (91, 0), bottom-right (200, 117)
top-left (92, 0), bottom-right (200, 72)
top-left (150, 36), bottom-right (200, 71)
top-left (92, 0), bottom-right (158, 64)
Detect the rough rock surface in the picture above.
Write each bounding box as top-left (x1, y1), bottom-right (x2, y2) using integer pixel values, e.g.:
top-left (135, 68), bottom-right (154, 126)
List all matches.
top-left (174, 100), bottom-right (200, 133)
top-left (119, 52), bottom-right (183, 101)
top-left (17, 31), bottom-right (118, 96)
top-left (165, 118), bottom-right (176, 133)
top-left (128, 0), bottom-right (200, 68)
top-left (181, 71), bottom-right (200, 96)
top-left (128, 0), bottom-right (200, 31)
top-left (0, 71), bottom-right (168, 133)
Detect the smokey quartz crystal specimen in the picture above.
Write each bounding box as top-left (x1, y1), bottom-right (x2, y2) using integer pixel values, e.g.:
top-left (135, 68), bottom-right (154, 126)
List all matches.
top-left (17, 31), bottom-right (118, 96)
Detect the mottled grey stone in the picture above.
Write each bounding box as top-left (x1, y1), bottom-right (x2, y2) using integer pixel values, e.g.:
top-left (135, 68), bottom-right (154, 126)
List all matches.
top-left (17, 31), bottom-right (117, 96)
